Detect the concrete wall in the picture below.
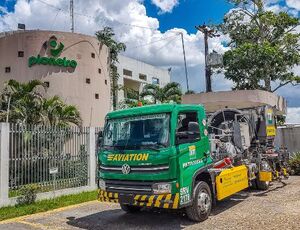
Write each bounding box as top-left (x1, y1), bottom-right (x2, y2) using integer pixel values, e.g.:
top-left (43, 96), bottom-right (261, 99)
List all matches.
top-left (0, 30), bottom-right (110, 127)
top-left (117, 55), bottom-right (170, 102)
top-left (275, 125), bottom-right (300, 153)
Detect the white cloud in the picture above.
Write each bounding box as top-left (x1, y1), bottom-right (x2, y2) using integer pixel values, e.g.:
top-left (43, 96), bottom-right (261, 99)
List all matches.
top-left (286, 0), bottom-right (300, 11)
top-left (0, 0), bottom-right (297, 98)
top-left (0, 0), bottom-right (230, 94)
top-left (286, 108), bottom-right (300, 124)
top-left (151, 0), bottom-right (179, 14)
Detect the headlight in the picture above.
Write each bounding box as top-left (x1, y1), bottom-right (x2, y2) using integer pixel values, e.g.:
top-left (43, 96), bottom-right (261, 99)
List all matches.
top-left (152, 182), bottom-right (171, 194)
top-left (99, 179), bottom-right (106, 190)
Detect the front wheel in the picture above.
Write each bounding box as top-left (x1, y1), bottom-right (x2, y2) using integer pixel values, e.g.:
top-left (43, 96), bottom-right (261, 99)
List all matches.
top-left (120, 204), bottom-right (142, 213)
top-left (186, 181), bottom-right (212, 222)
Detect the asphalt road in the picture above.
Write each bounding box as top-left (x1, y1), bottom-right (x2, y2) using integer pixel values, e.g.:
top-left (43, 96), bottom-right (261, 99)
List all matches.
top-left (0, 176), bottom-right (299, 230)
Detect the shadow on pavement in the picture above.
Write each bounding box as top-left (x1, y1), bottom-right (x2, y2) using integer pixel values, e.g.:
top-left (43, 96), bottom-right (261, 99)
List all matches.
top-left (211, 192), bottom-right (249, 216)
top-left (66, 208), bottom-right (194, 230)
top-left (252, 181), bottom-right (288, 197)
top-left (66, 193), bottom-right (250, 230)
top-left (66, 182), bottom-right (288, 230)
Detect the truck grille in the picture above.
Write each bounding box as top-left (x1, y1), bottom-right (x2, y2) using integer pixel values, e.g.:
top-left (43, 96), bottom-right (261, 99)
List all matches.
top-left (104, 180), bottom-right (155, 194)
top-left (99, 164), bottom-right (169, 174)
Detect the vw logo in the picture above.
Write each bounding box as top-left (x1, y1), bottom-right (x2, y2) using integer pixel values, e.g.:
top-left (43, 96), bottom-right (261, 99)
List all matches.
top-left (122, 164), bottom-right (131, 174)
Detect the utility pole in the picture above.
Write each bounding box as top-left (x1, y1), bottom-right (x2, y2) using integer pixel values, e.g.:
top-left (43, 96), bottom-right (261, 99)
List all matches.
top-left (179, 32), bottom-right (190, 92)
top-left (195, 24), bottom-right (220, 92)
top-left (70, 0), bottom-right (74, 33)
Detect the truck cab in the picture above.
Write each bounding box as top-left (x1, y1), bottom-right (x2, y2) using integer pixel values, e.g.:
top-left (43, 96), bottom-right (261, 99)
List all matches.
top-left (98, 104), bottom-right (215, 221)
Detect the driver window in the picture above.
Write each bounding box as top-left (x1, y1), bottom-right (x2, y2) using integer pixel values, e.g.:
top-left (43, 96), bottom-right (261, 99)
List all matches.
top-left (176, 112), bottom-right (200, 144)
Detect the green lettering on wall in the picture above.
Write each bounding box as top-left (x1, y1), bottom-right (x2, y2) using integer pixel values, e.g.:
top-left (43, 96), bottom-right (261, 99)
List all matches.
top-left (28, 37), bottom-right (78, 69)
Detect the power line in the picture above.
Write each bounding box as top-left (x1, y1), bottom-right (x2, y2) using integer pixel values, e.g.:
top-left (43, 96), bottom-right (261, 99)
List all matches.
top-left (35, 0), bottom-right (158, 31)
top-left (127, 34), bottom-right (179, 49)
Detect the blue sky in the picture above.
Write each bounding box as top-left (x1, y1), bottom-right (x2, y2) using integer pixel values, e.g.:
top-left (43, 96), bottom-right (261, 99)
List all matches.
top-left (144, 0), bottom-right (233, 33)
top-left (0, 0), bottom-right (300, 122)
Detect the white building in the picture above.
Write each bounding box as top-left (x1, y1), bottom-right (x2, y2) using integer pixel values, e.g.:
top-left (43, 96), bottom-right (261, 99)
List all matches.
top-left (117, 55), bottom-right (171, 104)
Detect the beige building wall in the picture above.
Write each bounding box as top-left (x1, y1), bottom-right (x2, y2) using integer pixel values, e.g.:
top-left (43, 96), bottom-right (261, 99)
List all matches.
top-left (0, 30), bottom-right (111, 127)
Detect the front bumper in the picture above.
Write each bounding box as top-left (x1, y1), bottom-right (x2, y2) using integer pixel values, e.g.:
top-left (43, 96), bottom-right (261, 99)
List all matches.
top-left (98, 189), bottom-right (179, 209)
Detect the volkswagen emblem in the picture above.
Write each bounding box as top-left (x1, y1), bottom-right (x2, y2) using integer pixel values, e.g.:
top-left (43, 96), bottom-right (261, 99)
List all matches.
top-left (122, 164), bottom-right (131, 174)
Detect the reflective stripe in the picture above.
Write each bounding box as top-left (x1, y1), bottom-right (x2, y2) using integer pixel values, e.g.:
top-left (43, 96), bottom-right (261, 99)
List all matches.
top-left (172, 193), bottom-right (179, 209)
top-left (98, 189), bottom-right (179, 210)
top-left (163, 194), bottom-right (172, 209)
top-left (139, 195), bottom-right (148, 206)
top-left (147, 196), bottom-right (155, 207)
top-left (154, 195), bottom-right (164, 207)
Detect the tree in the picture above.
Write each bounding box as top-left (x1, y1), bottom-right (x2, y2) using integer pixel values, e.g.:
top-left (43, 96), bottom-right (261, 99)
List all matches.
top-left (0, 79), bottom-right (45, 123)
top-left (95, 27), bottom-right (126, 110)
top-left (41, 96), bottom-right (82, 127)
top-left (117, 87), bottom-right (151, 109)
top-left (140, 82), bottom-right (182, 104)
top-left (0, 80), bottom-right (82, 126)
top-left (220, 0), bottom-right (300, 92)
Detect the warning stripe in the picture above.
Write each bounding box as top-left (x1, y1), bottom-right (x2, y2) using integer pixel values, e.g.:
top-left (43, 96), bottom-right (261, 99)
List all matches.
top-left (154, 195), bottom-right (164, 208)
top-left (172, 193), bottom-right (179, 209)
top-left (163, 194), bottom-right (172, 209)
top-left (98, 190), bottom-right (180, 209)
top-left (146, 195), bottom-right (155, 207)
top-left (139, 195), bottom-right (148, 206)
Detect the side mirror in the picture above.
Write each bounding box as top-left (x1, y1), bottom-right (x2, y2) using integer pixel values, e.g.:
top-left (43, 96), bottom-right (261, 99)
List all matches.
top-left (176, 131), bottom-right (200, 145)
top-left (176, 132), bottom-right (189, 145)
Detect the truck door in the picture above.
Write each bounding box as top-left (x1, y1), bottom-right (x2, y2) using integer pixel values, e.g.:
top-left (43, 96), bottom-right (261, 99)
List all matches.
top-left (175, 111), bottom-right (209, 205)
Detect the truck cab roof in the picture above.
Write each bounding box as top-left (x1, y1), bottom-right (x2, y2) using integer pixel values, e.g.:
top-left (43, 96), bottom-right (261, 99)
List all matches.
top-left (106, 104), bottom-right (206, 120)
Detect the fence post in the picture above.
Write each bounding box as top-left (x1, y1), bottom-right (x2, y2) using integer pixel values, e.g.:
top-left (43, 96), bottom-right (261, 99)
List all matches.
top-left (89, 127), bottom-right (97, 189)
top-left (0, 123), bottom-right (10, 207)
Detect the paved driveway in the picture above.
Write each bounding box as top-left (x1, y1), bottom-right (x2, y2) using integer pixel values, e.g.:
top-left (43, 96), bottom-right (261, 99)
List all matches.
top-left (1, 176), bottom-right (299, 230)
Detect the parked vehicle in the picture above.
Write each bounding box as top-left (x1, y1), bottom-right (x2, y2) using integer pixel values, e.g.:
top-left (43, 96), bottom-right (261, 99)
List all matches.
top-left (97, 98), bottom-right (288, 222)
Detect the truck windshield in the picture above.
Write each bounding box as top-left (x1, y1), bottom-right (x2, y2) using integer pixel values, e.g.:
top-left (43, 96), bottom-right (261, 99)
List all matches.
top-left (103, 113), bottom-right (170, 150)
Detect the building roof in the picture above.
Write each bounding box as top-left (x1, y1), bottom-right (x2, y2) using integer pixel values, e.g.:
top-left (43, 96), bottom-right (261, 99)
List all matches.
top-left (182, 90), bottom-right (287, 115)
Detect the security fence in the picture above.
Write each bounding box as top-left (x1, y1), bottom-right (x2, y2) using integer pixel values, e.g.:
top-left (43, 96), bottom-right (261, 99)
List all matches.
top-left (0, 123), bottom-right (100, 207)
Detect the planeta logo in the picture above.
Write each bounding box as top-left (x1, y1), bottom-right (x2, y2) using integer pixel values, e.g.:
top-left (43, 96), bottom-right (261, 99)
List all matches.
top-left (28, 36), bottom-right (77, 69)
top-left (49, 39), bottom-right (64, 57)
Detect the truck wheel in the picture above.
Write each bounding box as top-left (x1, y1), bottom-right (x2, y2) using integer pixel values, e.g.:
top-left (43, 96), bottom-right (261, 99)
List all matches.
top-left (186, 181), bottom-right (212, 222)
top-left (255, 179), bottom-right (270, 191)
top-left (120, 204), bottom-right (142, 213)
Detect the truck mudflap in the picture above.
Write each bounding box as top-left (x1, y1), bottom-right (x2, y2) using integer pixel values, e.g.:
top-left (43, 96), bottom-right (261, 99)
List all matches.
top-left (98, 190), bottom-right (180, 209)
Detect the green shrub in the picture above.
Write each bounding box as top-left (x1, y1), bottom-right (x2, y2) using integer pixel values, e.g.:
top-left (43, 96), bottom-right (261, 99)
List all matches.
top-left (16, 184), bottom-right (40, 205)
top-left (289, 152), bottom-right (300, 175)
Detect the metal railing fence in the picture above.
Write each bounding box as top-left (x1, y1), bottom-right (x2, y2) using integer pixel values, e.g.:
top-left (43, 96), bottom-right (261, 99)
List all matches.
top-left (8, 124), bottom-right (91, 196)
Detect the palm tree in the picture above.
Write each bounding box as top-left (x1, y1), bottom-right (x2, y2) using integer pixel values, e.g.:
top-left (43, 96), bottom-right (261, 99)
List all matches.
top-left (0, 80), bottom-right (82, 126)
top-left (42, 96), bottom-right (82, 127)
top-left (95, 27), bottom-right (126, 110)
top-left (0, 79), bottom-right (46, 123)
top-left (140, 82), bottom-right (182, 104)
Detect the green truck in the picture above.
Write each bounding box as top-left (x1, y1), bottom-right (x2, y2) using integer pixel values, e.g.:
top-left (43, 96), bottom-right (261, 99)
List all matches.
top-left (97, 103), bottom-right (288, 222)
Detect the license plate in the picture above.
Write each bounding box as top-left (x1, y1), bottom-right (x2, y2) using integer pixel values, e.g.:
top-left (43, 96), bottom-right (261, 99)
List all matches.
top-left (119, 194), bottom-right (134, 204)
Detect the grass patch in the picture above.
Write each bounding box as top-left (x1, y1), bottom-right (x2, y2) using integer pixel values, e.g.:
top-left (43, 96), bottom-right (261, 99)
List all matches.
top-left (0, 190), bottom-right (97, 221)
